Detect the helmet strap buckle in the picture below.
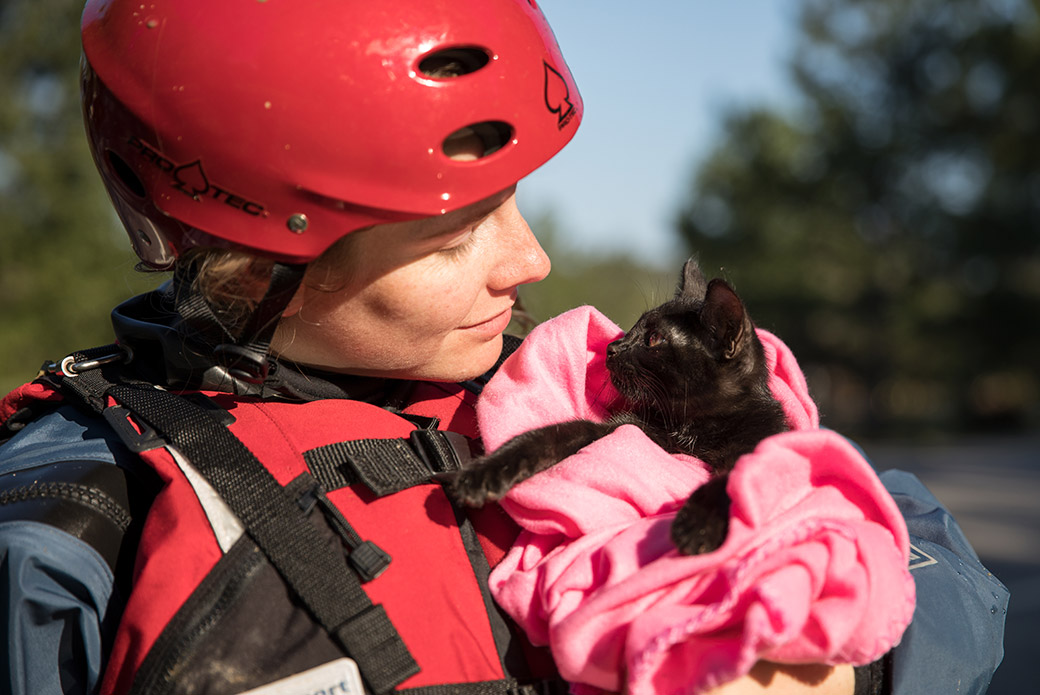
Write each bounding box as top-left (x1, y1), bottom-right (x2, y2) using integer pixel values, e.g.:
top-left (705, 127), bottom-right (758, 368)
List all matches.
top-left (213, 343), bottom-right (270, 384)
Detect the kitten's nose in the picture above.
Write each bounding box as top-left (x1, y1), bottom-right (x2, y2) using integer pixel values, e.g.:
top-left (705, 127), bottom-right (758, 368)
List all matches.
top-left (606, 339), bottom-right (620, 358)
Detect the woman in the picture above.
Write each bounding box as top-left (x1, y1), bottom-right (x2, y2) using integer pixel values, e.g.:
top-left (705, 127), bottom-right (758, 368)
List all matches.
top-left (0, 1), bottom-right (1005, 694)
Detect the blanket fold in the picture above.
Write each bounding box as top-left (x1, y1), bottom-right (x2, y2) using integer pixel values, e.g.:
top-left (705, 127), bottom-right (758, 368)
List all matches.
top-left (479, 307), bottom-right (914, 695)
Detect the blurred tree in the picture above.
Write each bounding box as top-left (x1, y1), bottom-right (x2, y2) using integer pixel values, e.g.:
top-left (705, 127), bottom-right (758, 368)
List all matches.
top-left (677, 0), bottom-right (1040, 438)
top-left (0, 0), bottom-right (159, 395)
top-left (519, 210), bottom-right (678, 332)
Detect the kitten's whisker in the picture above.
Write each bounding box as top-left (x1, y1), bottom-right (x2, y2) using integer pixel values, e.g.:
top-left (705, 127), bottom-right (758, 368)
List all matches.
top-left (591, 378), bottom-right (622, 412)
top-left (635, 371), bottom-right (673, 431)
top-left (683, 381), bottom-right (691, 424)
top-left (634, 279), bottom-right (657, 312)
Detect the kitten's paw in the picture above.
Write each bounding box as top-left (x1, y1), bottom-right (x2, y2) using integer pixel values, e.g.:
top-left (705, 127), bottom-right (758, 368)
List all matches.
top-left (671, 510), bottom-right (729, 555)
top-left (432, 469), bottom-right (500, 507)
top-left (671, 476), bottom-right (731, 555)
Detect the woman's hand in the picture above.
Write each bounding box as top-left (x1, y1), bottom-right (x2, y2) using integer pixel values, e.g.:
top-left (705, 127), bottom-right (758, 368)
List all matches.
top-left (704, 663), bottom-right (854, 695)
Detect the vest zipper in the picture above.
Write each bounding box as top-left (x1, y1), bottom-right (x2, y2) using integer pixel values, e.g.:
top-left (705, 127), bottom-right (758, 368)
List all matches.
top-left (128, 537), bottom-right (266, 695)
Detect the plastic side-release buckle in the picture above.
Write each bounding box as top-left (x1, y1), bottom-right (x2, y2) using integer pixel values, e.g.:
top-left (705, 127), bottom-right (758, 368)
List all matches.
top-left (213, 343), bottom-right (269, 384)
top-left (409, 429), bottom-right (472, 473)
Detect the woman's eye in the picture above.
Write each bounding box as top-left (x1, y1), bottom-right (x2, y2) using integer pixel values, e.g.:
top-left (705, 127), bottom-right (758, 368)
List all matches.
top-left (438, 229), bottom-right (475, 258)
top-left (646, 331), bottom-right (665, 347)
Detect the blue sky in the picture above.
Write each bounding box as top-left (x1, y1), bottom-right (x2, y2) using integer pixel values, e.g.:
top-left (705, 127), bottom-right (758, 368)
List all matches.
top-left (522, 2), bottom-right (799, 267)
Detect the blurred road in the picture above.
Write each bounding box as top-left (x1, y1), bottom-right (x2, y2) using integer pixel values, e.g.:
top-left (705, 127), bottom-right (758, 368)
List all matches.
top-left (864, 435), bottom-right (1040, 695)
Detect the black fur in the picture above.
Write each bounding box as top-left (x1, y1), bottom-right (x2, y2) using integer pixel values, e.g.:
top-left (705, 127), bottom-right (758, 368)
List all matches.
top-left (441, 259), bottom-right (788, 555)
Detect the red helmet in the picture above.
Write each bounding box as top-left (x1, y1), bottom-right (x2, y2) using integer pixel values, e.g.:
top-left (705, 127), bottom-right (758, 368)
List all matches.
top-left (81, 0), bottom-right (582, 268)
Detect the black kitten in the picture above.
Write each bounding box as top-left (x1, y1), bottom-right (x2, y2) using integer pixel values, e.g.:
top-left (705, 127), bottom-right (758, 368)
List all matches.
top-left (442, 259), bottom-right (788, 555)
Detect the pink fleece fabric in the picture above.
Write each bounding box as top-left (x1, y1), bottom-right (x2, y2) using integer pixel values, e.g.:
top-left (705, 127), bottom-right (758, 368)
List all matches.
top-left (478, 307), bottom-right (915, 695)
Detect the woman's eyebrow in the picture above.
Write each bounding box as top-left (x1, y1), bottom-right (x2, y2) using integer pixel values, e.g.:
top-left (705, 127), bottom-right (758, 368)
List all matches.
top-left (421, 197), bottom-right (504, 239)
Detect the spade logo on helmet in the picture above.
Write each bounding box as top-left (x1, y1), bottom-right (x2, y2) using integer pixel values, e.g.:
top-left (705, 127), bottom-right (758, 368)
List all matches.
top-left (172, 160), bottom-right (210, 200)
top-left (543, 61), bottom-right (576, 130)
top-left (127, 136), bottom-right (265, 217)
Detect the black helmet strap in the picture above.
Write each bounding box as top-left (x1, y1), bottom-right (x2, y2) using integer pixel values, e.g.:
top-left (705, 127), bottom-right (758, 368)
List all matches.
top-left (173, 260), bottom-right (307, 384)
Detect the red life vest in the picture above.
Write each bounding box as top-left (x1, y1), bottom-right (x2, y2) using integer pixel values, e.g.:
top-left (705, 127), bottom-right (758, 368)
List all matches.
top-left (1, 359), bottom-right (557, 695)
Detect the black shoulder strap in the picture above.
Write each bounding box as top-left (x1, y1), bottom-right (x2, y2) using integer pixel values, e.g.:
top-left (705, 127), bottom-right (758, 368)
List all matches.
top-left (304, 428), bottom-right (470, 496)
top-left (107, 384), bottom-right (419, 694)
top-left (34, 350), bottom-right (420, 693)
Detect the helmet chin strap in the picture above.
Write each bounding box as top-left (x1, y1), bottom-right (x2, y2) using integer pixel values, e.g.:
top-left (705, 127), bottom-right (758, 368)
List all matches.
top-left (173, 261), bottom-right (307, 385)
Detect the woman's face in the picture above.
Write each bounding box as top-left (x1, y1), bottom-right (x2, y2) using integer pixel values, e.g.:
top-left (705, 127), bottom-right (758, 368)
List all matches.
top-left (272, 185), bottom-right (550, 382)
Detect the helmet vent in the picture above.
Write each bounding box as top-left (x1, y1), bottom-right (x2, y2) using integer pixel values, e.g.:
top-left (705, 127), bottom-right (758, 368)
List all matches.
top-left (442, 121), bottom-right (514, 161)
top-left (106, 149), bottom-right (147, 198)
top-left (419, 47), bottom-right (491, 78)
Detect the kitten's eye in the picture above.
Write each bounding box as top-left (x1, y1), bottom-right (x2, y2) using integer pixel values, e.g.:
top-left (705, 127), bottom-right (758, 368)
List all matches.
top-left (646, 331), bottom-right (665, 347)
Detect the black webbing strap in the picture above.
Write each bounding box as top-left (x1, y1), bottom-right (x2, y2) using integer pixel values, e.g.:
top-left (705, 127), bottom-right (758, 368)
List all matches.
top-left (232, 262), bottom-right (307, 355)
top-left (39, 344), bottom-right (135, 415)
top-left (304, 429), bottom-right (471, 496)
top-left (107, 384), bottom-right (419, 693)
top-left (174, 261), bottom-right (306, 383)
top-left (211, 261), bottom-right (306, 383)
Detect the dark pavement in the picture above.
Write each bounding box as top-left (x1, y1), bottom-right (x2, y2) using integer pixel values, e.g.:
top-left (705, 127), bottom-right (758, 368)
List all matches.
top-left (864, 435), bottom-right (1040, 694)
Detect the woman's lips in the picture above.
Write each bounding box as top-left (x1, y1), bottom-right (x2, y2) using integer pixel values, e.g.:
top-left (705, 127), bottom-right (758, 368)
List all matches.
top-left (461, 307), bottom-right (513, 337)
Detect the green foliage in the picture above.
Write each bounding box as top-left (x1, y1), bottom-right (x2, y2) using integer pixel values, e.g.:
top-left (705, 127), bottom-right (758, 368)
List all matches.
top-left (0, 0), bottom-right (160, 395)
top-left (519, 211), bottom-right (678, 331)
top-left (677, 0), bottom-right (1040, 437)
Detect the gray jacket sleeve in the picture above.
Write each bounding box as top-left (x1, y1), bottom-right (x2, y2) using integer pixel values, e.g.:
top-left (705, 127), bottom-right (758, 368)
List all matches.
top-left (0, 405), bottom-right (137, 695)
top-left (0, 520), bottom-right (114, 695)
top-left (881, 469), bottom-right (1009, 695)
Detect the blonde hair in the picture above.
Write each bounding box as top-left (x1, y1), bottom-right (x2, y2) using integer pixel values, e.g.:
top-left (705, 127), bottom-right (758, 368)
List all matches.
top-left (180, 231), bottom-right (359, 336)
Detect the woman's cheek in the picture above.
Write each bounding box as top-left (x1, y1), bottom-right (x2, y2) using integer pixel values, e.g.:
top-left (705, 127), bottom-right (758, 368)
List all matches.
top-left (419, 281), bottom-right (478, 329)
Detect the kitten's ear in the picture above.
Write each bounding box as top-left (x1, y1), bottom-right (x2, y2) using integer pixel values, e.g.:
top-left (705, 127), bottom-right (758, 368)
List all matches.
top-left (676, 257), bottom-right (708, 301)
top-left (702, 279), bottom-right (750, 360)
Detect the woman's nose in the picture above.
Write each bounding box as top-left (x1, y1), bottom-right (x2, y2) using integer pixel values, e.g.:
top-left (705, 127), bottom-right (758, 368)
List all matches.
top-left (489, 198), bottom-right (551, 290)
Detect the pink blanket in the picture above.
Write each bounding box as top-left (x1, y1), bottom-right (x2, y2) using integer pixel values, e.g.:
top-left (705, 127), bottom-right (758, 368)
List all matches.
top-left (478, 307), bottom-right (915, 695)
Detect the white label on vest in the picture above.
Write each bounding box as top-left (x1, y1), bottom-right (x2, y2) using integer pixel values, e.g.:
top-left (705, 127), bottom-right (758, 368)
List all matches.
top-left (233, 658), bottom-right (364, 695)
